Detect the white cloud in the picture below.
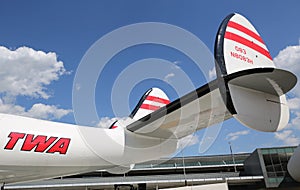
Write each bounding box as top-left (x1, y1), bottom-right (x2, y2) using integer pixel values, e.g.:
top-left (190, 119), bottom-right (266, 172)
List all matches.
top-left (25, 103), bottom-right (72, 120)
top-left (226, 130), bottom-right (250, 141)
top-left (274, 44), bottom-right (300, 131)
top-left (0, 100), bottom-right (71, 120)
top-left (290, 112), bottom-right (300, 130)
top-left (96, 117), bottom-right (130, 128)
top-left (97, 117), bottom-right (118, 128)
top-left (287, 97), bottom-right (300, 110)
top-left (164, 73), bottom-right (175, 83)
top-left (0, 98), bottom-right (26, 115)
top-left (163, 61), bottom-right (183, 83)
top-left (208, 67), bottom-right (216, 80)
top-left (274, 44), bottom-right (300, 96)
top-left (177, 134), bottom-right (199, 149)
top-left (274, 130), bottom-right (300, 146)
top-left (0, 46), bottom-right (66, 99)
top-left (0, 46), bottom-right (71, 120)
top-left (274, 45), bottom-right (300, 72)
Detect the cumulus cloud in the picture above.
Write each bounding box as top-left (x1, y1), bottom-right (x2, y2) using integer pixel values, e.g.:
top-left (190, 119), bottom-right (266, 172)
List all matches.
top-left (0, 98), bottom-right (26, 115)
top-left (273, 44), bottom-right (300, 97)
top-left (290, 112), bottom-right (300, 130)
top-left (0, 46), bottom-right (67, 99)
top-left (0, 46), bottom-right (71, 120)
top-left (272, 43), bottom-right (300, 145)
top-left (226, 130), bottom-right (250, 141)
top-left (287, 97), bottom-right (300, 110)
top-left (274, 44), bottom-right (300, 130)
top-left (275, 130), bottom-right (300, 146)
top-left (97, 117), bottom-right (118, 128)
top-left (25, 103), bottom-right (72, 120)
top-left (0, 101), bottom-right (72, 120)
top-left (274, 45), bottom-right (300, 76)
top-left (177, 134), bottom-right (199, 149)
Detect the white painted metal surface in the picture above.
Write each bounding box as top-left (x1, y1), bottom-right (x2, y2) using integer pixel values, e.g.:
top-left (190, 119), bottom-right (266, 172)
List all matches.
top-left (223, 14), bottom-right (275, 75)
top-left (288, 146), bottom-right (300, 182)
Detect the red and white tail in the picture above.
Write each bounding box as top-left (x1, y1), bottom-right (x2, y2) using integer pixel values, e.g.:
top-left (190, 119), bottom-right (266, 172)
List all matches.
top-left (215, 13), bottom-right (297, 132)
top-left (130, 88), bottom-right (170, 121)
top-left (218, 13), bottom-right (275, 75)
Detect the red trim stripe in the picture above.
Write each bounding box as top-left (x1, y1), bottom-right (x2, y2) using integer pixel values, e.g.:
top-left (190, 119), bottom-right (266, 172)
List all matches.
top-left (225, 32), bottom-right (272, 60)
top-left (146, 96), bottom-right (170, 104)
top-left (140, 104), bottom-right (160, 111)
top-left (227, 21), bottom-right (265, 45)
top-left (111, 126), bottom-right (118, 129)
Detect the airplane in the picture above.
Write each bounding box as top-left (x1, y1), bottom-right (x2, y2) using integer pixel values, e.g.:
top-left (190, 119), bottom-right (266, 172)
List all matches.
top-left (0, 13), bottom-right (297, 188)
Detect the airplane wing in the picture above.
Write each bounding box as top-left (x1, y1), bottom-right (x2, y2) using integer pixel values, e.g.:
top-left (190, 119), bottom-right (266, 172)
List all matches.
top-left (127, 80), bottom-right (232, 139)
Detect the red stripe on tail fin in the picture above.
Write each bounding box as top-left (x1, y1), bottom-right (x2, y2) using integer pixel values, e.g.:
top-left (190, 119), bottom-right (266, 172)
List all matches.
top-left (131, 88), bottom-right (170, 120)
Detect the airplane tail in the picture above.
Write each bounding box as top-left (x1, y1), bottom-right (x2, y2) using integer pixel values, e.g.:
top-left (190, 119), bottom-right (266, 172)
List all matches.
top-left (119, 13), bottom-right (297, 171)
top-left (126, 13), bottom-right (296, 139)
top-left (214, 13), bottom-right (296, 132)
top-left (129, 87), bottom-right (170, 121)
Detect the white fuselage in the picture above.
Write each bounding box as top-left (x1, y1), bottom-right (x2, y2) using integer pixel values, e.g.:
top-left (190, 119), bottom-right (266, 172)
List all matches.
top-left (0, 113), bottom-right (177, 183)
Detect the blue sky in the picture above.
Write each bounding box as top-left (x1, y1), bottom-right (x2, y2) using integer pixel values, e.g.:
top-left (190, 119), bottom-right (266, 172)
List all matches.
top-left (0, 1), bottom-right (300, 156)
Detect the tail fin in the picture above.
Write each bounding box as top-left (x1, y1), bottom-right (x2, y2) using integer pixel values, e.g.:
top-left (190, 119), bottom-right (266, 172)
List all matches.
top-left (215, 13), bottom-right (297, 132)
top-left (215, 13), bottom-right (275, 75)
top-left (130, 87), bottom-right (170, 121)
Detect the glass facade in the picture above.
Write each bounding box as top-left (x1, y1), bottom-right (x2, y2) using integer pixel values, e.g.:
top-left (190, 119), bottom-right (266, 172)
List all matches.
top-left (259, 147), bottom-right (297, 188)
top-left (133, 155), bottom-right (248, 170)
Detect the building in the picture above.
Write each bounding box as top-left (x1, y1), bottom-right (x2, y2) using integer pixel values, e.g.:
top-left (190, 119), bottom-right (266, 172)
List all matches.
top-left (6, 146), bottom-right (300, 190)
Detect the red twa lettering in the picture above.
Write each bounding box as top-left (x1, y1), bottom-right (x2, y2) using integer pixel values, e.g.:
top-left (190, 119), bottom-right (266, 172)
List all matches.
top-left (4, 132), bottom-right (25, 150)
top-left (21, 134), bottom-right (57, 152)
top-left (4, 132), bottom-right (71, 155)
top-left (47, 138), bottom-right (71, 154)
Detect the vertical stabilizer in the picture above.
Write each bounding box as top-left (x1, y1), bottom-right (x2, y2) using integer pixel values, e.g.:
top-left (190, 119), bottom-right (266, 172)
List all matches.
top-left (130, 88), bottom-right (170, 121)
top-left (215, 13), bottom-right (275, 76)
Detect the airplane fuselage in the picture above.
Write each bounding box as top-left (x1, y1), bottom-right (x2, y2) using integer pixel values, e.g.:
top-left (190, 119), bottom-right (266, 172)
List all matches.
top-left (0, 113), bottom-right (177, 183)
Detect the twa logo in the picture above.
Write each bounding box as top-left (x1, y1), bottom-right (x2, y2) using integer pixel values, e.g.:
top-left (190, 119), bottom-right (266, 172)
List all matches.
top-left (4, 132), bottom-right (71, 155)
